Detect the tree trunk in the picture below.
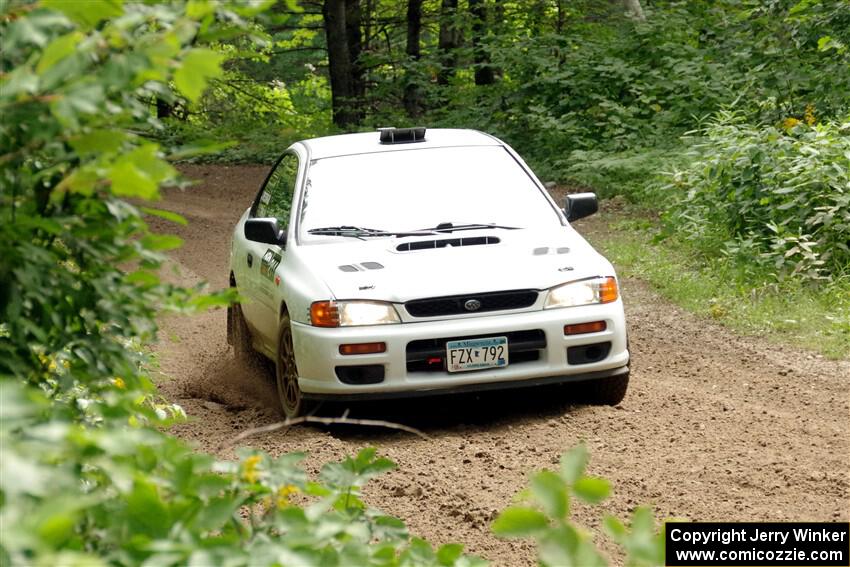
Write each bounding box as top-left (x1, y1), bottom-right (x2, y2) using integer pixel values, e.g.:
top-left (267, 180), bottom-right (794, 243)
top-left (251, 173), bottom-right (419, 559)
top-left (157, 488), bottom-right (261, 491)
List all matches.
top-left (363, 0), bottom-right (373, 52)
top-left (556, 0), bottom-right (564, 33)
top-left (468, 0), bottom-right (494, 86)
top-left (345, 0), bottom-right (364, 99)
top-left (156, 98), bottom-right (173, 119)
top-left (437, 0), bottom-right (459, 86)
top-left (623, 0), bottom-right (646, 21)
top-left (403, 0), bottom-right (423, 118)
top-left (323, 0), bottom-right (359, 128)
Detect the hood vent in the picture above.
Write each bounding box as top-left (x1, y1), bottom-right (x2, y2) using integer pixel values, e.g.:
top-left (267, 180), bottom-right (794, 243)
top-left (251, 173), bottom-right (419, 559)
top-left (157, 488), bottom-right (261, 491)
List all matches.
top-left (396, 236), bottom-right (500, 252)
top-left (532, 246), bottom-right (570, 255)
top-left (338, 262), bottom-right (384, 272)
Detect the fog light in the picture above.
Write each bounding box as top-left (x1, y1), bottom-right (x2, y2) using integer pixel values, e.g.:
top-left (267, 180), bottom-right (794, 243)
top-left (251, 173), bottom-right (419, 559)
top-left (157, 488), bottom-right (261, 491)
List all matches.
top-left (564, 321), bottom-right (607, 335)
top-left (339, 342), bottom-right (387, 355)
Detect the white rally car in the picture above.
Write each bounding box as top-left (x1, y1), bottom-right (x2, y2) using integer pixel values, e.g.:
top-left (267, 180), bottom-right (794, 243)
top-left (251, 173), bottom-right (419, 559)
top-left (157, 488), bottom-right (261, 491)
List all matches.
top-left (228, 128), bottom-right (630, 417)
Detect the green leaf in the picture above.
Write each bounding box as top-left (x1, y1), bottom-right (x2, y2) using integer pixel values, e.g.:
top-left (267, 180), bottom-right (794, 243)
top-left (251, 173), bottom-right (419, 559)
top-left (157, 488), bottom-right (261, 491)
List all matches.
top-left (405, 538), bottom-right (436, 563)
top-left (1, 67), bottom-right (39, 97)
top-left (140, 234), bottom-right (183, 252)
top-left (42, 0), bottom-right (123, 28)
top-left (491, 507), bottom-right (549, 537)
top-left (603, 515), bottom-right (627, 540)
top-left (126, 477), bottom-right (169, 537)
top-left (190, 496), bottom-right (240, 532)
top-left (186, 0), bottom-right (216, 19)
top-left (173, 48), bottom-right (225, 102)
top-left (573, 476), bottom-right (611, 504)
top-left (70, 130), bottom-right (127, 156)
top-left (437, 543), bottom-right (464, 565)
top-left (36, 32), bottom-right (83, 74)
top-left (124, 270), bottom-right (161, 287)
top-left (109, 161), bottom-right (157, 199)
top-left (108, 145), bottom-right (176, 199)
top-left (141, 207), bottom-right (188, 226)
top-left (560, 444), bottom-right (588, 483)
top-left (530, 470), bottom-right (568, 519)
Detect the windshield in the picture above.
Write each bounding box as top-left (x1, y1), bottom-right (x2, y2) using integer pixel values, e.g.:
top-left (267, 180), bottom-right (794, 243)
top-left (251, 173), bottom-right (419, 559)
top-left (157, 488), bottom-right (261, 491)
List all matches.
top-left (299, 146), bottom-right (562, 240)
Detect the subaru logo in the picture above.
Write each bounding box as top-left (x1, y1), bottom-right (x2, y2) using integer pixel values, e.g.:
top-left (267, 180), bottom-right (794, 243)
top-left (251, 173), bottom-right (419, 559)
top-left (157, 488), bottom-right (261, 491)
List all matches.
top-left (464, 299), bottom-right (482, 312)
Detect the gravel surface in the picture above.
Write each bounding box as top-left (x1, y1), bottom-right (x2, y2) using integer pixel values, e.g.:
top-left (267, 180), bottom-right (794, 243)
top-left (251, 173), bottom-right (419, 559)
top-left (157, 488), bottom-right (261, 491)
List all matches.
top-left (153, 164), bottom-right (850, 566)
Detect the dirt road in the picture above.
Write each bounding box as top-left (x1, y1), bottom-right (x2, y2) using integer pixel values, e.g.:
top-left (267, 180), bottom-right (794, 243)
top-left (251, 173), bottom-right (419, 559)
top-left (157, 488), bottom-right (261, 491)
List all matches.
top-left (153, 164), bottom-right (849, 565)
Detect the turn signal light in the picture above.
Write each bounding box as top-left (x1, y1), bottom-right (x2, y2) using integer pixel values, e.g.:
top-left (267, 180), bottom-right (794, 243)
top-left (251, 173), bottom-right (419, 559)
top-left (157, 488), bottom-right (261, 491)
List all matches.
top-left (599, 277), bottom-right (618, 303)
top-left (339, 342), bottom-right (386, 355)
top-left (564, 321), bottom-right (607, 335)
top-left (311, 301), bottom-right (340, 327)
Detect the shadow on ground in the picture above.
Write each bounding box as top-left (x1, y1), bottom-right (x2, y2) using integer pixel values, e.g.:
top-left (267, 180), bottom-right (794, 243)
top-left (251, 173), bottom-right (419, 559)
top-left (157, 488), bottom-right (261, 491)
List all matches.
top-left (181, 345), bottom-right (594, 438)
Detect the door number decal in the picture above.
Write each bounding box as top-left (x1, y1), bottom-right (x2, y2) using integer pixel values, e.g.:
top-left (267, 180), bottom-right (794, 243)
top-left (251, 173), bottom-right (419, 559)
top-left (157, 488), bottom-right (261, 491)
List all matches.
top-left (260, 249), bottom-right (281, 282)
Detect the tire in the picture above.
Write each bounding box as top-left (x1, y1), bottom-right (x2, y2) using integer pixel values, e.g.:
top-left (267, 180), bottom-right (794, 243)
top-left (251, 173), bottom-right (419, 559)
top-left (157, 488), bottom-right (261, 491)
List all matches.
top-left (229, 303), bottom-right (254, 362)
top-left (275, 313), bottom-right (315, 418)
top-left (582, 370), bottom-right (629, 406)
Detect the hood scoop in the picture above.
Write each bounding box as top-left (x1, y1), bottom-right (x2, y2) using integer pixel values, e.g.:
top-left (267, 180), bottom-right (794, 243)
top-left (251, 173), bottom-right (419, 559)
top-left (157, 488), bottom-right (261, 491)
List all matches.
top-left (532, 246), bottom-right (570, 255)
top-left (338, 262), bottom-right (384, 272)
top-left (396, 236), bottom-right (500, 252)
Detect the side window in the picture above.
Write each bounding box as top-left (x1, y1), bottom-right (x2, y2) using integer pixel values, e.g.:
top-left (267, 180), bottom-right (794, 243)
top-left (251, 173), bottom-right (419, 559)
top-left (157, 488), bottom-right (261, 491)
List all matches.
top-left (255, 153), bottom-right (298, 226)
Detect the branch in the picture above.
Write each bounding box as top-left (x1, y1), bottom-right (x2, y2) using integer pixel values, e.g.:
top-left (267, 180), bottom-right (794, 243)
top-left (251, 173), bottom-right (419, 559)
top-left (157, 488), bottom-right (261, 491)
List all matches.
top-left (222, 413), bottom-right (431, 448)
top-left (270, 46), bottom-right (328, 54)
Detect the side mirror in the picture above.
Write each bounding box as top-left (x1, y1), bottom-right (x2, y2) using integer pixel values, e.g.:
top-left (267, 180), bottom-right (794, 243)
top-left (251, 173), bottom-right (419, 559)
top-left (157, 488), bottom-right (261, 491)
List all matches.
top-left (245, 218), bottom-right (287, 246)
top-left (564, 193), bottom-right (598, 222)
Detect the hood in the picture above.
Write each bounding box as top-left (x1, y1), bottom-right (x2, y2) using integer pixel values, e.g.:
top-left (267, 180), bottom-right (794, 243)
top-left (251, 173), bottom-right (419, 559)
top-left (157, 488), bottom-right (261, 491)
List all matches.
top-left (299, 227), bottom-right (613, 302)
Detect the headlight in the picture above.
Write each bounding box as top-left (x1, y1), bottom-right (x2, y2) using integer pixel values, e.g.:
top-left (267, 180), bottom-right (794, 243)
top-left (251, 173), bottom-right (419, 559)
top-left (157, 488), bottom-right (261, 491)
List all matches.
top-left (543, 276), bottom-right (618, 309)
top-left (310, 300), bottom-right (401, 327)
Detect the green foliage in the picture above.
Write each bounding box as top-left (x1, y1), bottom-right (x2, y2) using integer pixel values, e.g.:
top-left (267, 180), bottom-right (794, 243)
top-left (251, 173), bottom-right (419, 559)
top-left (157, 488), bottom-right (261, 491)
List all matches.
top-left (492, 445), bottom-right (665, 567)
top-left (0, 1), bottom-right (481, 564)
top-left (662, 112), bottom-right (850, 282)
top-left (0, 380), bottom-right (487, 567)
top-left (595, 216), bottom-right (850, 359)
top-left (0, 0), bottom-right (249, 425)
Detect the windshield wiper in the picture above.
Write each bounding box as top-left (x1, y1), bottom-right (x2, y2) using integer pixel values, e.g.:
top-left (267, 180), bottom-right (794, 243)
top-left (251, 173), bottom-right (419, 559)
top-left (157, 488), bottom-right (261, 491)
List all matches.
top-left (414, 222), bottom-right (521, 233)
top-left (308, 226), bottom-right (435, 238)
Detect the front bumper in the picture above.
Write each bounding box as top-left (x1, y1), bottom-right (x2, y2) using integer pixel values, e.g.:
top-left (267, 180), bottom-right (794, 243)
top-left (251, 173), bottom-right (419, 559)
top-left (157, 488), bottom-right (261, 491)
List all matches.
top-left (291, 300), bottom-right (629, 397)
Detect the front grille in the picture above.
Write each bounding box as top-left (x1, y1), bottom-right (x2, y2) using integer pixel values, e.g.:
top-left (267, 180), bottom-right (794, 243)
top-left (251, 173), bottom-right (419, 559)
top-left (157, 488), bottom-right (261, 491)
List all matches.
top-left (405, 289), bottom-right (538, 318)
top-left (406, 329), bottom-right (546, 373)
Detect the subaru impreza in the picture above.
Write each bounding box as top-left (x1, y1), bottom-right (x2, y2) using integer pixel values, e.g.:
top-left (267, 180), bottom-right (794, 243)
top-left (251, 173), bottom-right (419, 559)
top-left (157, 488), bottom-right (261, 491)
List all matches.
top-left (228, 128), bottom-right (630, 417)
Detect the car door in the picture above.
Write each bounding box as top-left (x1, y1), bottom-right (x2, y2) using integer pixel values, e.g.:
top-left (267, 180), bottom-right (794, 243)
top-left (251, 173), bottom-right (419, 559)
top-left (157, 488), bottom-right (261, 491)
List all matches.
top-left (245, 152), bottom-right (299, 346)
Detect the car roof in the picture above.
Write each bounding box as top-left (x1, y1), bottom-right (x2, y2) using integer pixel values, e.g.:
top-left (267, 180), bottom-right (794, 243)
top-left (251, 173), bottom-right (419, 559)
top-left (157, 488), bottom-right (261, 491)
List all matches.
top-left (300, 128), bottom-right (503, 160)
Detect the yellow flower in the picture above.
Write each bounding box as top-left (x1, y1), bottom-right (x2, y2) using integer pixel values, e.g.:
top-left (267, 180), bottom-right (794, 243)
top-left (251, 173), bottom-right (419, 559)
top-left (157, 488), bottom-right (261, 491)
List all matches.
top-left (48, 360), bottom-right (57, 372)
top-left (242, 455), bottom-right (262, 483)
top-left (782, 117), bottom-right (801, 131)
top-left (112, 377), bottom-right (126, 389)
top-left (804, 104), bottom-right (816, 125)
top-left (276, 484), bottom-right (299, 508)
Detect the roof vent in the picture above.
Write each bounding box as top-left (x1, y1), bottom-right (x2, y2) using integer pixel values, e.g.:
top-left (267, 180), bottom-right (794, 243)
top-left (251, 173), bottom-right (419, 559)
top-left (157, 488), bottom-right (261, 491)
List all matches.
top-left (396, 236), bottom-right (500, 252)
top-left (378, 127), bottom-right (426, 144)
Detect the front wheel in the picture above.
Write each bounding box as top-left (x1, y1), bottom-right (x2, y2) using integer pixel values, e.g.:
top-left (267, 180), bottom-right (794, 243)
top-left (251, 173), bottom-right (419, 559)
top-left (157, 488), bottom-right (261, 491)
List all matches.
top-left (582, 370), bottom-right (629, 406)
top-left (276, 313), bottom-right (315, 418)
top-left (229, 303), bottom-right (254, 362)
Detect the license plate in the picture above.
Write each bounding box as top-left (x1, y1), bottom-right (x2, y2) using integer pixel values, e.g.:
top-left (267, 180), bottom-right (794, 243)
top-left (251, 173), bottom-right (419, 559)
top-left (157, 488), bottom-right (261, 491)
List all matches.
top-left (446, 336), bottom-right (509, 373)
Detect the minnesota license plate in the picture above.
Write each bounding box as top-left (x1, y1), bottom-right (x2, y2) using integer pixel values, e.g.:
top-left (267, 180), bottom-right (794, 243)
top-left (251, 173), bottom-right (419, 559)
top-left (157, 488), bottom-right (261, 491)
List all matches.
top-left (446, 336), bottom-right (509, 373)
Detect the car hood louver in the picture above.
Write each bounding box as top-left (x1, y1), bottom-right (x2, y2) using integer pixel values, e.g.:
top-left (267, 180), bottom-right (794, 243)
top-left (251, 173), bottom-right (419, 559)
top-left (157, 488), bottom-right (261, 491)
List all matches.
top-left (395, 236), bottom-right (500, 252)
